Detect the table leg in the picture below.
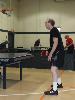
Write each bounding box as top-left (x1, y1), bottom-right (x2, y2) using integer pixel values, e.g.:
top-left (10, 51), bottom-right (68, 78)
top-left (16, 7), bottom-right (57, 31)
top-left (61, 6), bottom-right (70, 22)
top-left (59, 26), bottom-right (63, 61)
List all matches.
top-left (3, 64), bottom-right (6, 89)
top-left (19, 62), bottom-right (22, 80)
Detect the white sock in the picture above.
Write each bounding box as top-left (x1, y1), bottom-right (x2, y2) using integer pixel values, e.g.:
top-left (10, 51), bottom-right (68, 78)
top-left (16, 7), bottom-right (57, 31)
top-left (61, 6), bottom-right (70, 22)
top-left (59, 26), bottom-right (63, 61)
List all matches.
top-left (53, 82), bottom-right (57, 91)
top-left (57, 77), bottom-right (61, 85)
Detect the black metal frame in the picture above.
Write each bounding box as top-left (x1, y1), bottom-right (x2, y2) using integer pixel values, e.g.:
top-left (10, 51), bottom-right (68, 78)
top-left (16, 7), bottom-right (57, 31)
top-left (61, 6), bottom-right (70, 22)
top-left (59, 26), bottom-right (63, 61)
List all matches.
top-left (2, 62), bottom-right (22, 89)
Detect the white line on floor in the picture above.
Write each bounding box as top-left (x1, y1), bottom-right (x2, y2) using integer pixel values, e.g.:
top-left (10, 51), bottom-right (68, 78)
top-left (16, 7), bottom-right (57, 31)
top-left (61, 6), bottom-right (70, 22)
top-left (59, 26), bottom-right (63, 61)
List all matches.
top-left (0, 88), bottom-right (75, 97)
top-left (59, 88), bottom-right (75, 93)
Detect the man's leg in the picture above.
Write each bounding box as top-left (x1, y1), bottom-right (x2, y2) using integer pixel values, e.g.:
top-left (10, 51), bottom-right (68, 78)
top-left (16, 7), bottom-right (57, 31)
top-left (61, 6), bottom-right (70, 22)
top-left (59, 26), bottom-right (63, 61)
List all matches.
top-left (44, 66), bottom-right (58, 95)
top-left (56, 52), bottom-right (64, 88)
top-left (51, 68), bottom-right (63, 88)
top-left (51, 66), bottom-right (58, 91)
top-left (57, 70), bottom-right (63, 88)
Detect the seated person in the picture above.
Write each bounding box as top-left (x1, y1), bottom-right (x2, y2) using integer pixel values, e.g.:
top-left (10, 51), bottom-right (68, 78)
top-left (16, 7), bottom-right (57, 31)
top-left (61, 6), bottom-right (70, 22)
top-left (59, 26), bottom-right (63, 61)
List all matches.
top-left (65, 35), bottom-right (74, 53)
top-left (34, 39), bottom-right (41, 47)
top-left (0, 8), bottom-right (13, 16)
top-left (0, 41), bottom-right (8, 48)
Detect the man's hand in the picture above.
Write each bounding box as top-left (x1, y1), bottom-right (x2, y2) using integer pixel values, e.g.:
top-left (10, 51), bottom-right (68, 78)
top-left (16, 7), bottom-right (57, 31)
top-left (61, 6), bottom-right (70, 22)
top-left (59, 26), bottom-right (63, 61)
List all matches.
top-left (48, 53), bottom-right (52, 61)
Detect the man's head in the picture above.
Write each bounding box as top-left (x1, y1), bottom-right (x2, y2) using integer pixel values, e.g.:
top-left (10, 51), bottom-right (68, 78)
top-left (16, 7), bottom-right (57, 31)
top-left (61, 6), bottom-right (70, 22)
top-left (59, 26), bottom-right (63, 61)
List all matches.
top-left (45, 18), bottom-right (55, 30)
top-left (65, 35), bottom-right (69, 39)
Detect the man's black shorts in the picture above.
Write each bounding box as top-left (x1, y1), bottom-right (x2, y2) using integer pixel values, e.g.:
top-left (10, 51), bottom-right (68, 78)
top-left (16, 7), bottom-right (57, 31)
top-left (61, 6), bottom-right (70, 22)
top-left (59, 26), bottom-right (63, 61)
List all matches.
top-left (50, 51), bottom-right (64, 68)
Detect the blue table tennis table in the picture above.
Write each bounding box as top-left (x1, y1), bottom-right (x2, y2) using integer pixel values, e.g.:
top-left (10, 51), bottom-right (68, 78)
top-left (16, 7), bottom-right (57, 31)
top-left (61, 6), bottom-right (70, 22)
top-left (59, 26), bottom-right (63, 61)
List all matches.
top-left (0, 53), bottom-right (33, 89)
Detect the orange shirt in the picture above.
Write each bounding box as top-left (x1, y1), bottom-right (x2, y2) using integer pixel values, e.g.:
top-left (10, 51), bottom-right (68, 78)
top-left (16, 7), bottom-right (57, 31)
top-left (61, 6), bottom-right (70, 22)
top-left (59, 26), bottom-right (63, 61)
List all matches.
top-left (66, 38), bottom-right (73, 46)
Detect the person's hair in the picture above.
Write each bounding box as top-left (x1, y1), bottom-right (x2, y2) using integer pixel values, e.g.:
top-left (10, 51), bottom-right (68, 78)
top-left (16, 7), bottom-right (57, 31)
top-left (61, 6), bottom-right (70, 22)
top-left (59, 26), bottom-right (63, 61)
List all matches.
top-left (47, 19), bottom-right (55, 26)
top-left (65, 35), bottom-right (69, 39)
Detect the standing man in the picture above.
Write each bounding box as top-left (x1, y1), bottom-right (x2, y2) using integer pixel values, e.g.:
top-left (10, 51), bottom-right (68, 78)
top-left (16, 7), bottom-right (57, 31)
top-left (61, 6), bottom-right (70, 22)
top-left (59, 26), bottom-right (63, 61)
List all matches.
top-left (44, 19), bottom-right (64, 95)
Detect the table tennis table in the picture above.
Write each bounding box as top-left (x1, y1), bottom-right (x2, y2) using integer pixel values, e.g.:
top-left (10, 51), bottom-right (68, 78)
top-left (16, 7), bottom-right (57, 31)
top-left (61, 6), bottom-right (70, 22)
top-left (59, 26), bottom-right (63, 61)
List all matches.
top-left (0, 53), bottom-right (33, 89)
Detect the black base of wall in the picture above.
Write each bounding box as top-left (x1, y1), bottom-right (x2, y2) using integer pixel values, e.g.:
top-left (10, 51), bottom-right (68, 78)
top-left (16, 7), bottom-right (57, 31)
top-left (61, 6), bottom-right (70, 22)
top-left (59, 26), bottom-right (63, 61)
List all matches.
top-left (7, 50), bottom-right (75, 71)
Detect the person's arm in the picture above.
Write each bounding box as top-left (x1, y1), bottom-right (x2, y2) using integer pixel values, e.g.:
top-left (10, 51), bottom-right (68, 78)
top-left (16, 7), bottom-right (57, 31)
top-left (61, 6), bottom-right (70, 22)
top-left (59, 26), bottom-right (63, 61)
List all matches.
top-left (50, 38), bottom-right (58, 55)
top-left (48, 37), bottom-right (58, 61)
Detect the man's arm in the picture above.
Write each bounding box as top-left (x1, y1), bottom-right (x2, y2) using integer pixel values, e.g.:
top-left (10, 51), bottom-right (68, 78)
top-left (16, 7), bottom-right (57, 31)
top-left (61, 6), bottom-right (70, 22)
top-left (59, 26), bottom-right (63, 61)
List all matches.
top-left (49, 37), bottom-right (58, 56)
top-left (48, 37), bottom-right (58, 61)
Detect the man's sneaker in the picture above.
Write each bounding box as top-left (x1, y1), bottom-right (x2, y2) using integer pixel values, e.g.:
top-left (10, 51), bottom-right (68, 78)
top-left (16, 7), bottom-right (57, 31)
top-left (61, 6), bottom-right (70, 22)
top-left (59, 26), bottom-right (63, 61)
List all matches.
top-left (44, 88), bottom-right (58, 95)
top-left (51, 83), bottom-right (63, 88)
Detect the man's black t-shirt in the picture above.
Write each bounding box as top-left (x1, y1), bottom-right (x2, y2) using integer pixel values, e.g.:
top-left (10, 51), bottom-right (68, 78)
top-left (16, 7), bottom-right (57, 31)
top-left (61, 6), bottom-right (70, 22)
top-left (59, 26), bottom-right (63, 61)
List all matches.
top-left (50, 27), bottom-right (64, 56)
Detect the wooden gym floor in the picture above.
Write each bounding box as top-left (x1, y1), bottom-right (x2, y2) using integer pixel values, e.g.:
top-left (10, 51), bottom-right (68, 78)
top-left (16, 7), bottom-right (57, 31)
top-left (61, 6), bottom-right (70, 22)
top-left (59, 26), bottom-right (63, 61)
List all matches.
top-left (0, 68), bottom-right (75, 100)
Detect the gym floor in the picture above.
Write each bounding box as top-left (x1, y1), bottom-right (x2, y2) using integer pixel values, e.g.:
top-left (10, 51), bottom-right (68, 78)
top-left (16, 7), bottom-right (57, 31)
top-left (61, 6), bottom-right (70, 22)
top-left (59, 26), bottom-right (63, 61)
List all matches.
top-left (0, 68), bottom-right (75, 100)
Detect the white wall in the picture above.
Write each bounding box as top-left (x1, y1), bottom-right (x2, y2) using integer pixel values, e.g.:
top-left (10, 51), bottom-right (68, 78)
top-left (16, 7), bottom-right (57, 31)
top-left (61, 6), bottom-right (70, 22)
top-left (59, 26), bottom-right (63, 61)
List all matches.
top-left (18, 0), bottom-right (75, 32)
top-left (14, 0), bottom-right (75, 48)
top-left (0, 32), bottom-right (8, 44)
top-left (14, 34), bottom-right (50, 49)
top-left (0, 0), bottom-right (18, 32)
top-left (14, 33), bottom-right (75, 49)
top-left (0, 0), bottom-right (75, 48)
